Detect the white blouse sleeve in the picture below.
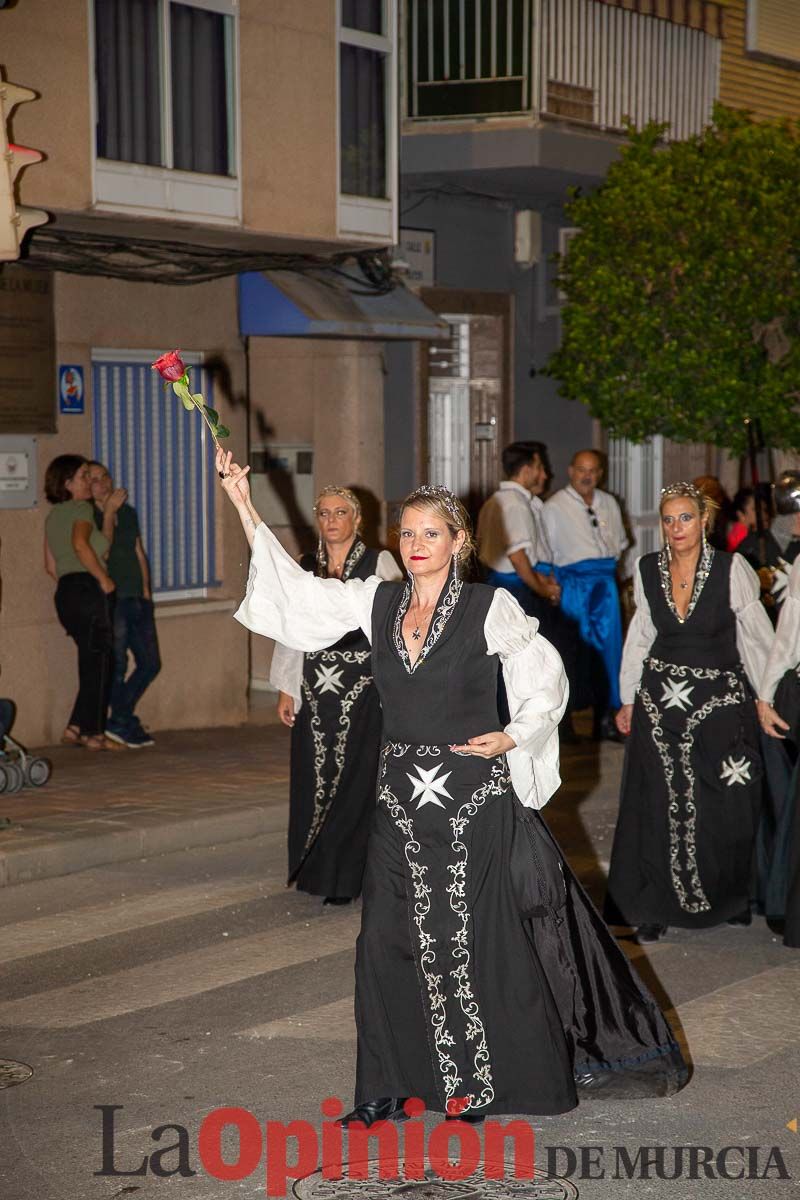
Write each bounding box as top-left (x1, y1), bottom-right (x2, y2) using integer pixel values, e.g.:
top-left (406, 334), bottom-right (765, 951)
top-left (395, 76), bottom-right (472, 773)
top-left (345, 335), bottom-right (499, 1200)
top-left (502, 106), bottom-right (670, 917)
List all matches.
top-left (729, 552), bottom-right (775, 695)
top-left (269, 642), bottom-right (304, 706)
top-left (760, 556), bottom-right (800, 702)
top-left (376, 549), bottom-right (403, 582)
top-left (483, 588), bottom-right (568, 810)
top-left (619, 558), bottom-right (657, 705)
top-left (234, 523), bottom-right (379, 650)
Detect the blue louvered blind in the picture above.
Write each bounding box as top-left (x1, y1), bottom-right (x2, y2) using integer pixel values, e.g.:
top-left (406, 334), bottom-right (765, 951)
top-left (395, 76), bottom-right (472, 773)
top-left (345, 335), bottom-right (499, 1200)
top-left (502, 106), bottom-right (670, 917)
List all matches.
top-left (93, 356), bottom-right (217, 597)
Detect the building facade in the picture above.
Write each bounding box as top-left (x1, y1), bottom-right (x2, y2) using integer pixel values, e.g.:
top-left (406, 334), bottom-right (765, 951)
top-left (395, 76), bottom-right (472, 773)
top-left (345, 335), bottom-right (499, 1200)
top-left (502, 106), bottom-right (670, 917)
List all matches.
top-left (1, 0), bottom-right (412, 743)
top-left (390, 0), bottom-right (800, 557)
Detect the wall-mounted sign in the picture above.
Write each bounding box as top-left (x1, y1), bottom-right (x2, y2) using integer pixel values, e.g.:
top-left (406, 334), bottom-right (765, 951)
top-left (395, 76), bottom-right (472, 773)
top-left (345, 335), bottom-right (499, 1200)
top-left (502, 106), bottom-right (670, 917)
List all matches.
top-left (0, 266), bottom-right (56, 434)
top-left (59, 365), bottom-right (85, 414)
top-left (399, 228), bottom-right (435, 288)
top-left (0, 436), bottom-right (37, 509)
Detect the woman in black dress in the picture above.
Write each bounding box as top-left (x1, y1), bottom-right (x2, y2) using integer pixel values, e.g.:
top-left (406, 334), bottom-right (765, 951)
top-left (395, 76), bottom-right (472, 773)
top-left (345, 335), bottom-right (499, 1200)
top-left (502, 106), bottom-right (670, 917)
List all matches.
top-left (757, 471), bottom-right (800, 947)
top-left (608, 482), bottom-right (774, 943)
top-left (271, 486), bottom-right (400, 903)
top-left (219, 449), bottom-right (686, 1124)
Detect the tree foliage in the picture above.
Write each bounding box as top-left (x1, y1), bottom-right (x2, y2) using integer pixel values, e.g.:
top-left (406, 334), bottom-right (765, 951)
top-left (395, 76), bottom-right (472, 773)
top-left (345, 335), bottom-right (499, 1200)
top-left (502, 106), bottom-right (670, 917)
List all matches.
top-left (547, 106), bottom-right (800, 454)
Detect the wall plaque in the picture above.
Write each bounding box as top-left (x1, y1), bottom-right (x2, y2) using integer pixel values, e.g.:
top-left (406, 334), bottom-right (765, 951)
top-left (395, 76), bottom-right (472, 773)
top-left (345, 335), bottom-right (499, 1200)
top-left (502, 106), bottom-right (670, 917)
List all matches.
top-left (0, 265), bottom-right (56, 434)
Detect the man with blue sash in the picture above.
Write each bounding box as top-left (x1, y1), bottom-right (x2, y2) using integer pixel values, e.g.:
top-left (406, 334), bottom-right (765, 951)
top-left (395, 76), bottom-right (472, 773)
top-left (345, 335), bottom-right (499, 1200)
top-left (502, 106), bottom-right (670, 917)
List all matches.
top-left (477, 441), bottom-right (561, 615)
top-left (541, 449), bottom-right (628, 741)
top-left (478, 442), bottom-right (582, 740)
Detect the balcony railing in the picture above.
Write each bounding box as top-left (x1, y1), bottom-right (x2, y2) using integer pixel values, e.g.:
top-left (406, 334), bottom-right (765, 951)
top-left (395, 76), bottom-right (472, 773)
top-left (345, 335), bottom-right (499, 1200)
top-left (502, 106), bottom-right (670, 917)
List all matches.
top-left (406, 0), bottom-right (721, 140)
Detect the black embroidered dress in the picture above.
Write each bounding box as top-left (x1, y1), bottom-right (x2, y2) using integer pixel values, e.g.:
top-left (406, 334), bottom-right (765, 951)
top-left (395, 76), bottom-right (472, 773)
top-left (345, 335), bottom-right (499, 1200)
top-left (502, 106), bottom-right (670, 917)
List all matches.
top-left (238, 525), bottom-right (687, 1116)
top-left (607, 548), bottom-right (769, 929)
top-left (274, 541), bottom-right (387, 900)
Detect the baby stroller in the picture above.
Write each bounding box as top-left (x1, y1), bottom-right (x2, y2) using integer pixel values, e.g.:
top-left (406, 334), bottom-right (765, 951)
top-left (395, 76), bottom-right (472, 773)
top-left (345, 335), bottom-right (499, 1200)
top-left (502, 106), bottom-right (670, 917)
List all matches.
top-left (0, 700), bottom-right (51, 795)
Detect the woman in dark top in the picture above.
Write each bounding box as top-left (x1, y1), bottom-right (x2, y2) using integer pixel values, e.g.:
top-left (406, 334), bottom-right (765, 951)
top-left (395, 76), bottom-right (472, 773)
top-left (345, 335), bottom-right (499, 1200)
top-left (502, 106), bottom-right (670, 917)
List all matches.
top-left (220, 449), bottom-right (686, 1126)
top-left (43, 455), bottom-right (121, 750)
top-left (271, 486), bottom-right (400, 903)
top-left (608, 482), bottom-right (773, 942)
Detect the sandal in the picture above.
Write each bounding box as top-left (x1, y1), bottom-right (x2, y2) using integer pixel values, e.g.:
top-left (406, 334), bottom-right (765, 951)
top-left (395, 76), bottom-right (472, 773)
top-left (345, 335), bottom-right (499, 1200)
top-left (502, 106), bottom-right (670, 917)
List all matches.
top-left (80, 734), bottom-right (113, 752)
top-left (61, 725), bottom-right (81, 746)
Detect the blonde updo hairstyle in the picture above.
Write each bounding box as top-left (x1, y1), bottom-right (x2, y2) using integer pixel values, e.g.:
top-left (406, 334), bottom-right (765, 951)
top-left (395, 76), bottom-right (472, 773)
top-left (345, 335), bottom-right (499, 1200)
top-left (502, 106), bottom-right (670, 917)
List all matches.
top-left (400, 484), bottom-right (476, 565)
top-left (659, 481), bottom-right (717, 529)
top-left (313, 485), bottom-right (362, 527)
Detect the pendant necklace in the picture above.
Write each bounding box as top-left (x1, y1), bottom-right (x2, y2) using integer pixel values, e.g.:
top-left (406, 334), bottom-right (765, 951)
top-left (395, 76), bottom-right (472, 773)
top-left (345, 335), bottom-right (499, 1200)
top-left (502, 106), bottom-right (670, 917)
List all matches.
top-left (410, 589), bottom-right (432, 640)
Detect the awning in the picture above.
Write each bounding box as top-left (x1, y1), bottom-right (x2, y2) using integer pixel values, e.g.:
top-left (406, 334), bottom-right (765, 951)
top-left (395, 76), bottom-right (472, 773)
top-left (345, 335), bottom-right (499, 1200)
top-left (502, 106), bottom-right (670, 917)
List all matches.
top-left (238, 265), bottom-right (448, 341)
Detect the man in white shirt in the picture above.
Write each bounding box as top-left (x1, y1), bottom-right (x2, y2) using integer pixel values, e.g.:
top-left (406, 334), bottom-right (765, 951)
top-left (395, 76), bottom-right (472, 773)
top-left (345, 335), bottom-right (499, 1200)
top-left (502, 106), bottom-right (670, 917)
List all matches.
top-left (478, 442), bottom-right (581, 739)
top-left (542, 449), bottom-right (628, 739)
top-left (477, 441), bottom-right (560, 613)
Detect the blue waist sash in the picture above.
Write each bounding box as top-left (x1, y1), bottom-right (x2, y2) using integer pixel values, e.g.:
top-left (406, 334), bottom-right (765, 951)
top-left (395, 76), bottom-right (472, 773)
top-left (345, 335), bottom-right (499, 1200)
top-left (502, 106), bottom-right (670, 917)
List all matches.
top-left (536, 557), bottom-right (622, 709)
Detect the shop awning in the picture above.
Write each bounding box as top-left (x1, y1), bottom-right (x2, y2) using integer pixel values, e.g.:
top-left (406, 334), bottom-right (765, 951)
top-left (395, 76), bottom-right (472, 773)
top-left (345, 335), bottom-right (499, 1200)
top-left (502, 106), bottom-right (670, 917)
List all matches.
top-left (238, 266), bottom-right (448, 341)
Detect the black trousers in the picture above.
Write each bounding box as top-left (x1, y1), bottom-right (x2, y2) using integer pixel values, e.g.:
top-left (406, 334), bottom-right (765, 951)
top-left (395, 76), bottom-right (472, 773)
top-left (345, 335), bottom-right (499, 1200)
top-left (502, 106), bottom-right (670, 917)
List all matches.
top-left (55, 574), bottom-right (113, 736)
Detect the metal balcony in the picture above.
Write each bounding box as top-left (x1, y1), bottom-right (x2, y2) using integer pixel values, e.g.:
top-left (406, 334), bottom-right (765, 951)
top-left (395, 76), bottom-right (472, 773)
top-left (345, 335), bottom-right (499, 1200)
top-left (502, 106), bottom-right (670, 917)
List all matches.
top-left (405, 0), bottom-right (721, 140)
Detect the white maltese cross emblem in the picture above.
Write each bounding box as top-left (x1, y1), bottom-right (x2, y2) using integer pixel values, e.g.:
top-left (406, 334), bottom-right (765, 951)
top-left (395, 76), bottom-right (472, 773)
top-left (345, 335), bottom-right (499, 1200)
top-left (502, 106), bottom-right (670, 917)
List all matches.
top-left (313, 664), bottom-right (344, 695)
top-left (406, 763), bottom-right (454, 810)
top-left (661, 677), bottom-right (695, 712)
top-left (720, 756), bottom-right (752, 787)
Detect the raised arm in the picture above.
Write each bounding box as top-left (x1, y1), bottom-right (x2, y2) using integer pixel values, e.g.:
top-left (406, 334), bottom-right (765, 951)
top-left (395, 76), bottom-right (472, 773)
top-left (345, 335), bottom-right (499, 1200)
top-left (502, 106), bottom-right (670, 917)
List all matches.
top-left (217, 449), bottom-right (378, 651)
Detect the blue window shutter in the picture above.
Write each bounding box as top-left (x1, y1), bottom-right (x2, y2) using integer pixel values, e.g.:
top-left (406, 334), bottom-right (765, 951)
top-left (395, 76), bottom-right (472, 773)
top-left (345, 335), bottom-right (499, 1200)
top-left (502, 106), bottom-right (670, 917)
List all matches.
top-left (92, 359), bottom-right (218, 595)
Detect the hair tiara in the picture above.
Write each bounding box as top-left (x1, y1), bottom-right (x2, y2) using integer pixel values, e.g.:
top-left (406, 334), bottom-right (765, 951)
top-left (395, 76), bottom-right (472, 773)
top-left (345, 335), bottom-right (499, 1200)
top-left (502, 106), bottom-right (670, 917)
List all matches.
top-left (405, 483), bottom-right (462, 523)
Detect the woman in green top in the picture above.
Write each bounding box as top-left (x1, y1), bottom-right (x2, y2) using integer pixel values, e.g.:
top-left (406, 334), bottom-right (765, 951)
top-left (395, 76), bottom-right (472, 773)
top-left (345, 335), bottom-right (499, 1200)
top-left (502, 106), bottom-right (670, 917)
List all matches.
top-left (43, 455), bottom-right (122, 750)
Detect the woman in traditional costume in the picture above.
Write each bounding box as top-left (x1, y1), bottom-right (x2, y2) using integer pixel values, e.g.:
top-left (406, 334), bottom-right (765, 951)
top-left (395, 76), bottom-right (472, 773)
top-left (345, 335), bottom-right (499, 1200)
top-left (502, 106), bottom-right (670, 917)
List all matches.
top-left (607, 482), bottom-right (773, 944)
top-left (218, 449), bottom-right (686, 1123)
top-left (757, 472), bottom-right (800, 948)
top-left (271, 486), bottom-right (401, 904)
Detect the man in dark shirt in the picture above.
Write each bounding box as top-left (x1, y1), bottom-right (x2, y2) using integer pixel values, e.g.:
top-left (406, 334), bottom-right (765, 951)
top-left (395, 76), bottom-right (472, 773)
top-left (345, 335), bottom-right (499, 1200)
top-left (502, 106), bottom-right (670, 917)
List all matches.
top-left (89, 461), bottom-right (160, 747)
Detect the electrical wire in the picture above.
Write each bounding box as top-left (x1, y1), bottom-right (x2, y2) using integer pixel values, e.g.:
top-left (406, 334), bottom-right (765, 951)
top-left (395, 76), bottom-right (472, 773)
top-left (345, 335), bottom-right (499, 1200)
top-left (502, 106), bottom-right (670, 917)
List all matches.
top-left (19, 227), bottom-right (398, 292)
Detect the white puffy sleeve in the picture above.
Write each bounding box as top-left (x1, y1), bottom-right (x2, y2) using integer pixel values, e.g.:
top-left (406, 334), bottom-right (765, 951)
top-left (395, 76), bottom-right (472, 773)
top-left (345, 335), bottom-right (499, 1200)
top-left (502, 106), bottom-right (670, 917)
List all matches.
top-left (376, 549), bottom-right (403, 582)
top-left (729, 552), bottom-right (774, 694)
top-left (619, 558), bottom-right (657, 704)
top-left (760, 556), bottom-right (800, 702)
top-left (234, 523), bottom-right (380, 650)
top-left (483, 588), bottom-right (568, 810)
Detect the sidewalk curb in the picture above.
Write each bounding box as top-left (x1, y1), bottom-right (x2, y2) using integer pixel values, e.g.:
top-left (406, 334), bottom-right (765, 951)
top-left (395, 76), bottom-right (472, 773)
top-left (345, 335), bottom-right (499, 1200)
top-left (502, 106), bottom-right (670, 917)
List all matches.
top-left (0, 802), bottom-right (287, 888)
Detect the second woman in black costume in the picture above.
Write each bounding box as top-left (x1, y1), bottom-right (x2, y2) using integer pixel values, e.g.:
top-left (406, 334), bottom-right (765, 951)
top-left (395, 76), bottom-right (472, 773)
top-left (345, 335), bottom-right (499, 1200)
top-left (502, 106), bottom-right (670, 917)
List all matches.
top-left (270, 486), bottom-right (400, 904)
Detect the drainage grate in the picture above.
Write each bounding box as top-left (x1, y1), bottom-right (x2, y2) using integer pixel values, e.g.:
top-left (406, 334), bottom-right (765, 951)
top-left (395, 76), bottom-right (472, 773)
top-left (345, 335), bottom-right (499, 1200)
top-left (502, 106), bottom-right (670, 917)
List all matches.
top-left (0, 1059), bottom-right (33, 1089)
top-left (294, 1161), bottom-right (578, 1199)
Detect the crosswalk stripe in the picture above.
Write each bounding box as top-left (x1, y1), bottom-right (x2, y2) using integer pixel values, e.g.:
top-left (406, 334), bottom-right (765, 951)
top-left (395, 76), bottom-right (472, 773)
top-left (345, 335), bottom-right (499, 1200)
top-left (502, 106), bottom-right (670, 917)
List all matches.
top-left (0, 877), bottom-right (288, 965)
top-left (0, 911), bottom-right (362, 1029)
top-left (669, 965), bottom-right (800, 1067)
top-left (239, 997), bottom-right (357, 1042)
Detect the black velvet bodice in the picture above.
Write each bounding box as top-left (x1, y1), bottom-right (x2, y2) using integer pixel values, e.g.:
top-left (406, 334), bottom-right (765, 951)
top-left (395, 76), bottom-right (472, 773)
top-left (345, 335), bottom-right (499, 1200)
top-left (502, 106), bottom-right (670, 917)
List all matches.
top-left (640, 549), bottom-right (739, 670)
top-left (370, 576), bottom-right (500, 744)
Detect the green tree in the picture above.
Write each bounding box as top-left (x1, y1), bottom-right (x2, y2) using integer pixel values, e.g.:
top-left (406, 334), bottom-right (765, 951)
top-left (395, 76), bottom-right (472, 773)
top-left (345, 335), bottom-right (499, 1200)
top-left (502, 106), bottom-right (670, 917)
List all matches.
top-left (547, 106), bottom-right (800, 454)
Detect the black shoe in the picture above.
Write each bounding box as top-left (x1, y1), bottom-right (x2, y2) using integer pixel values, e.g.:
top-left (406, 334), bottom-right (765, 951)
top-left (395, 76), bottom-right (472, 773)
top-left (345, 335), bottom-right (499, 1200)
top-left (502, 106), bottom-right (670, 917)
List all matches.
top-left (727, 909), bottom-right (752, 927)
top-left (636, 923), bottom-right (667, 943)
top-left (339, 1098), bottom-right (409, 1127)
top-left (323, 896), bottom-right (352, 906)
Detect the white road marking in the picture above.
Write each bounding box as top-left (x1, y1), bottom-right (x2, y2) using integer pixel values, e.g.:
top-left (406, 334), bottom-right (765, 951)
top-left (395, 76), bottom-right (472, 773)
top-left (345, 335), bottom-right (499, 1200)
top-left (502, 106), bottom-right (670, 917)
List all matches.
top-left (0, 912), bottom-right (361, 1029)
top-left (239, 997), bottom-right (357, 1042)
top-left (669, 965), bottom-right (800, 1067)
top-left (0, 878), bottom-right (287, 964)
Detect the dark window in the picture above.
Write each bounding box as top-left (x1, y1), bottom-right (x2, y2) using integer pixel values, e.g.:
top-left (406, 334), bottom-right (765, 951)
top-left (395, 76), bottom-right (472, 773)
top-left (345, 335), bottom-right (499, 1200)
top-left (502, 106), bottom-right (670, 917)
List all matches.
top-left (342, 0), bottom-right (383, 34)
top-left (95, 0), bottom-right (234, 177)
top-left (95, 0), bottom-right (163, 165)
top-left (340, 44), bottom-right (386, 198)
top-left (170, 3), bottom-right (232, 175)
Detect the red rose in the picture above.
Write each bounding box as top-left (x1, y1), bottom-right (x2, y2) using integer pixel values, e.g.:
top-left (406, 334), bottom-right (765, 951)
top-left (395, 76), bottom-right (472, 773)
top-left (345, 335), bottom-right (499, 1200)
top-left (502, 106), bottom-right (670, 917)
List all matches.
top-left (151, 350), bottom-right (187, 382)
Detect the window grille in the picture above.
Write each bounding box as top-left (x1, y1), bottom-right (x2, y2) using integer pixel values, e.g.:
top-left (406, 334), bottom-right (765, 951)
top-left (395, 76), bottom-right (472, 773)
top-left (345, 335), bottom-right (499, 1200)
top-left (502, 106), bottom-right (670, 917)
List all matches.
top-left (92, 353), bottom-right (218, 598)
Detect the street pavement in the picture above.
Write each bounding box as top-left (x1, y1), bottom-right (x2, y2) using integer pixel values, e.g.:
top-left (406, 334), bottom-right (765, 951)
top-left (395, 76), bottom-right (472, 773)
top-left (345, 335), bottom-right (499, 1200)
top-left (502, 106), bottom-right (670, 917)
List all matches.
top-left (0, 715), bottom-right (799, 1199)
